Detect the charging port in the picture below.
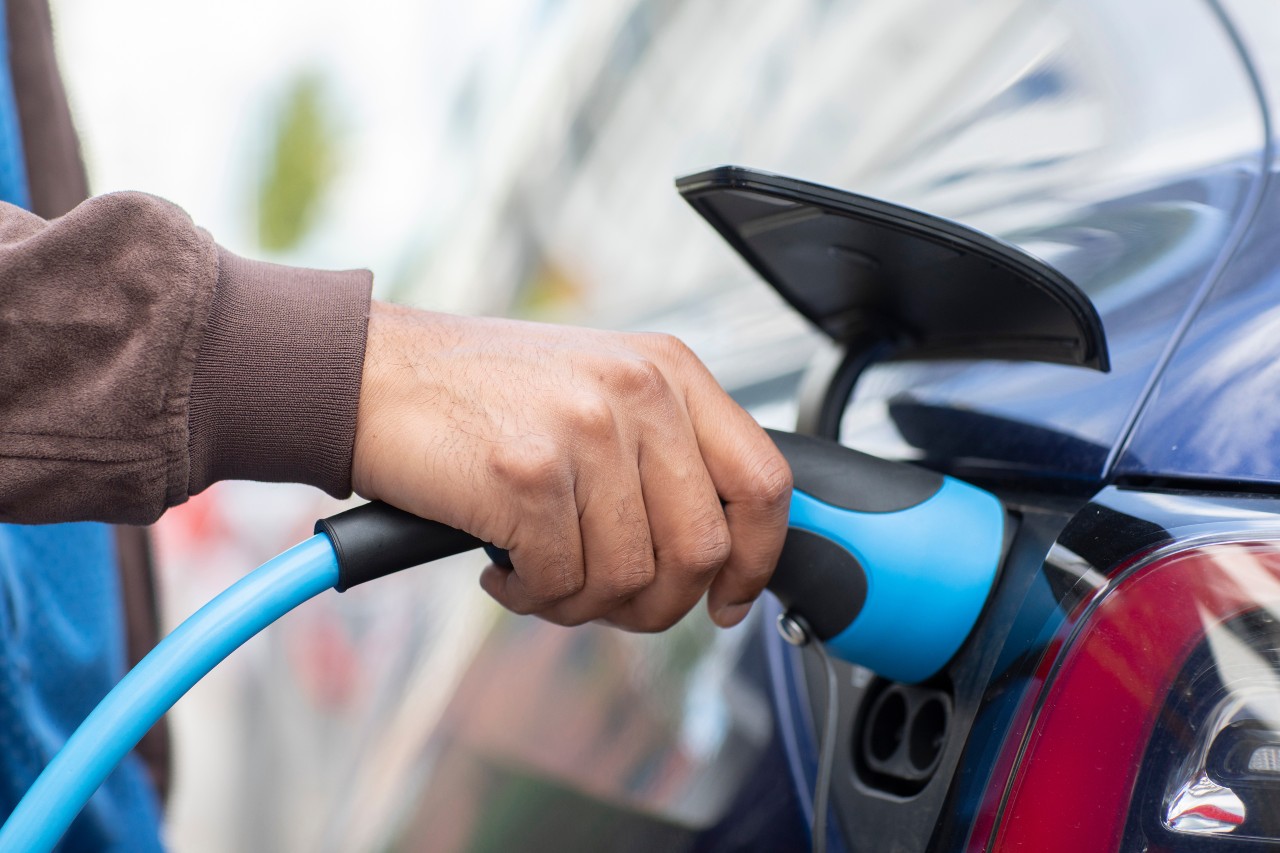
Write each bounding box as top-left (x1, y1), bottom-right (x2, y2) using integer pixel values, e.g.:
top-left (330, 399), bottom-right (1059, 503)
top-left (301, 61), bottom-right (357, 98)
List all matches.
top-left (854, 680), bottom-right (952, 796)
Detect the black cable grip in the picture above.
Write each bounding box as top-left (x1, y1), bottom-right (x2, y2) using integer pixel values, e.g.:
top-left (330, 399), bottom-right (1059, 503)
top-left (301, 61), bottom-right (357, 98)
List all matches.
top-left (316, 501), bottom-right (510, 592)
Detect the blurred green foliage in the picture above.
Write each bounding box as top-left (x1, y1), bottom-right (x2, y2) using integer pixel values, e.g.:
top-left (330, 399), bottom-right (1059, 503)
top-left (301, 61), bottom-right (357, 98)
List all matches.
top-left (513, 257), bottom-right (584, 319)
top-left (257, 73), bottom-right (340, 252)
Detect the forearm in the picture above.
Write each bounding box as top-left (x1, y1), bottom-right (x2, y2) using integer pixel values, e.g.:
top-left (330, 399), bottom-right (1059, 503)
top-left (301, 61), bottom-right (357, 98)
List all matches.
top-left (0, 193), bottom-right (371, 524)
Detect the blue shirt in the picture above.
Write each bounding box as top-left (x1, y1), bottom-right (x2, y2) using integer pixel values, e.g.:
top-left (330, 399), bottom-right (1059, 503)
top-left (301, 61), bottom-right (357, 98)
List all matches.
top-left (0, 4), bottom-right (165, 848)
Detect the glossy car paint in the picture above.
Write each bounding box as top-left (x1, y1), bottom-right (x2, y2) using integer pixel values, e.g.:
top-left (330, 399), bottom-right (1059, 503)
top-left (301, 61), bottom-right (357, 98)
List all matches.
top-left (1116, 0), bottom-right (1280, 486)
top-left (786, 1), bottom-right (1280, 846)
top-left (767, 0), bottom-right (1280, 850)
top-left (399, 1), bottom-right (1280, 850)
top-left (838, 0), bottom-right (1266, 487)
top-left (391, 596), bottom-right (810, 851)
top-left (788, 3), bottom-right (1280, 848)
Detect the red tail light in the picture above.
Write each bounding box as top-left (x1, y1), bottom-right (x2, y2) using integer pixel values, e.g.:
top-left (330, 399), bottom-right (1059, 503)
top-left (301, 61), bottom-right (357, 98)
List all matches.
top-left (977, 539), bottom-right (1280, 852)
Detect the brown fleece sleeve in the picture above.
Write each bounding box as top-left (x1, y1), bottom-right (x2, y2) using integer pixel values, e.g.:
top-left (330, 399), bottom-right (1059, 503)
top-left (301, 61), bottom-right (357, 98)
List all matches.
top-left (0, 192), bottom-right (371, 525)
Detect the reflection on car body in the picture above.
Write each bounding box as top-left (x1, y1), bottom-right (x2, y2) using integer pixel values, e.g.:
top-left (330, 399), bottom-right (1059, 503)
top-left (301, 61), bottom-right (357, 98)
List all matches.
top-left (395, 0), bottom-right (1280, 850)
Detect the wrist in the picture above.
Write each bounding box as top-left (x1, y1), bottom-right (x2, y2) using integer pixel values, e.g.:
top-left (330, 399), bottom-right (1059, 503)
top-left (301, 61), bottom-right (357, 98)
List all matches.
top-left (353, 302), bottom-right (460, 500)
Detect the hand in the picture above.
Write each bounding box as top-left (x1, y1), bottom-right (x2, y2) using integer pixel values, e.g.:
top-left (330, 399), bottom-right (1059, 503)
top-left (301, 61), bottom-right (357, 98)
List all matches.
top-left (352, 302), bottom-right (792, 631)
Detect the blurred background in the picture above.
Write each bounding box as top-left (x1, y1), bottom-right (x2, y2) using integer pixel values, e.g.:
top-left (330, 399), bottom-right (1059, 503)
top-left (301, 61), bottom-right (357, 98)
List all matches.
top-left (46, 0), bottom-right (1257, 849)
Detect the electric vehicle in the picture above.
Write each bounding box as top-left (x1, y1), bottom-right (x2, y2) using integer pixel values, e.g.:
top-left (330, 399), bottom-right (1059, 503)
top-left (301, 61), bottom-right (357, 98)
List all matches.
top-left (14, 0), bottom-right (1280, 850)
top-left (381, 0), bottom-right (1280, 850)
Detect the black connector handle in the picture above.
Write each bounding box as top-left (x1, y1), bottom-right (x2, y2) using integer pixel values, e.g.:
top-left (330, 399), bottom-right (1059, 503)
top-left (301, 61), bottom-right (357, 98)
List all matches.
top-left (316, 503), bottom-right (507, 592)
top-left (765, 429), bottom-right (941, 512)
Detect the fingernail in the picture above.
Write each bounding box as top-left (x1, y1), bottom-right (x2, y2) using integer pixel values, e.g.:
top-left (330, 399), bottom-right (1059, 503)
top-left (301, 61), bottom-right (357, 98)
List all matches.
top-left (715, 601), bottom-right (752, 627)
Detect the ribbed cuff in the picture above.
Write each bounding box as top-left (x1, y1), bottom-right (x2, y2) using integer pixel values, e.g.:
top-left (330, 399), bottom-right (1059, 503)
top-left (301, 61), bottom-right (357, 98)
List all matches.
top-left (186, 246), bottom-right (373, 498)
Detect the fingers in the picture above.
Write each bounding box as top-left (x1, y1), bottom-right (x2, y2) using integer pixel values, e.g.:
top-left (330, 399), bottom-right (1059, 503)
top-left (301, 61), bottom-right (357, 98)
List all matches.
top-left (476, 438), bottom-right (587, 616)
top-left (535, 450), bottom-right (657, 627)
top-left (605, 419), bottom-right (730, 632)
top-left (672, 345), bottom-right (792, 628)
top-left (467, 329), bottom-right (789, 635)
top-left (478, 394), bottom-right (658, 627)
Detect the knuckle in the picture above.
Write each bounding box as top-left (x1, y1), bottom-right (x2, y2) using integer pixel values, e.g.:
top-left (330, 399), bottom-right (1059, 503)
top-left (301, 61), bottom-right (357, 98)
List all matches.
top-left (593, 515), bottom-right (656, 602)
top-left (512, 539), bottom-right (586, 610)
top-left (640, 331), bottom-right (692, 360)
top-left (488, 439), bottom-right (565, 492)
top-left (674, 518), bottom-right (732, 578)
top-left (568, 393), bottom-right (616, 439)
top-left (604, 559), bottom-right (656, 601)
top-left (750, 452), bottom-right (794, 508)
top-left (665, 336), bottom-right (697, 364)
top-left (612, 356), bottom-right (668, 399)
top-left (533, 565), bottom-right (586, 605)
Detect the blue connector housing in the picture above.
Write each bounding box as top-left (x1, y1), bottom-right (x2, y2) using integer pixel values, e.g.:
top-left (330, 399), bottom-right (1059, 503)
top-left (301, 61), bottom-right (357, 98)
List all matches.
top-left (787, 480), bottom-right (1005, 683)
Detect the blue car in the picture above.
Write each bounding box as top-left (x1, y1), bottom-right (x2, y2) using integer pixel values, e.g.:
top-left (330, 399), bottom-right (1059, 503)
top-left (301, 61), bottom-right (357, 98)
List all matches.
top-left (386, 1), bottom-right (1280, 850)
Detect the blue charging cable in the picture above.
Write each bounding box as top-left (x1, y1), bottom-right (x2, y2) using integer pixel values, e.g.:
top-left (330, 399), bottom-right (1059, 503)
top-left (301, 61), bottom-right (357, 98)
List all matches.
top-left (0, 429), bottom-right (1006, 852)
top-left (0, 534), bottom-right (339, 852)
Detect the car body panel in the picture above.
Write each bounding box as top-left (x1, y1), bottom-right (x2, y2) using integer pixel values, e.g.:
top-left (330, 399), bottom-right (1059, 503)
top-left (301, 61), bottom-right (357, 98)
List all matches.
top-left (391, 602), bottom-right (810, 851)
top-left (392, 2), bottom-right (1280, 851)
top-left (1116, 181), bottom-right (1280, 487)
top-left (836, 0), bottom-right (1266, 486)
top-left (1115, 0), bottom-right (1280, 487)
top-left (764, 2), bottom-right (1280, 849)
